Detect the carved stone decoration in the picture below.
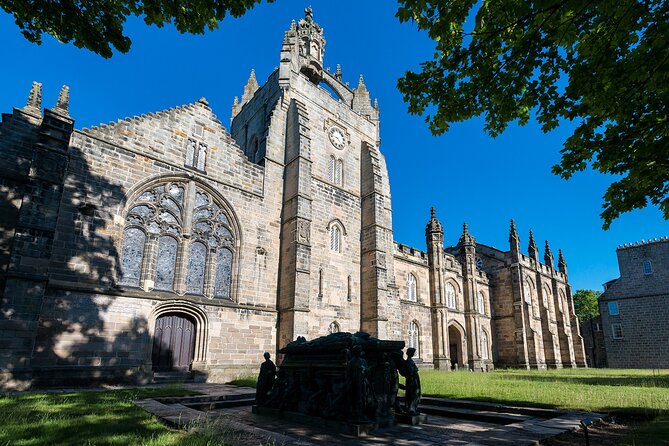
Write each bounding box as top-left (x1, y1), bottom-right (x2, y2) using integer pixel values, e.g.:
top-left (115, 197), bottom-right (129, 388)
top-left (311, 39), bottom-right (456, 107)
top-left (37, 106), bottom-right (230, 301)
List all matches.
top-left (296, 220), bottom-right (310, 244)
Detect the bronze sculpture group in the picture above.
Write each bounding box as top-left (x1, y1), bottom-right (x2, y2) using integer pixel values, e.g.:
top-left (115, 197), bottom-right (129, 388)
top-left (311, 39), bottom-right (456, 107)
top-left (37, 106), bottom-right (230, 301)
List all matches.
top-left (254, 332), bottom-right (422, 426)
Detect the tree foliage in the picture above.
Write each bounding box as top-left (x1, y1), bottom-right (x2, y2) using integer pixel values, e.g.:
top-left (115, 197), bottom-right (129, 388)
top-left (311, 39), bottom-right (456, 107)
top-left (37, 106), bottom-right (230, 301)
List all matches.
top-left (0, 0), bottom-right (267, 58)
top-left (572, 289), bottom-right (601, 322)
top-left (396, 0), bottom-right (669, 228)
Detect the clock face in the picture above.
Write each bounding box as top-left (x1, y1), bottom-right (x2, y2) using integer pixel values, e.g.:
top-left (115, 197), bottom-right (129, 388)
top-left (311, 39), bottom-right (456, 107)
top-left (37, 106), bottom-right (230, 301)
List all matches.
top-left (328, 127), bottom-right (346, 149)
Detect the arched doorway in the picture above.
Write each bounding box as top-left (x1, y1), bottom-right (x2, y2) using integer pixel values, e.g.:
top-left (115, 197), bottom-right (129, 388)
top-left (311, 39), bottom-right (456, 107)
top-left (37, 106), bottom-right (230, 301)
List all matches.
top-left (448, 324), bottom-right (464, 370)
top-left (152, 313), bottom-right (196, 372)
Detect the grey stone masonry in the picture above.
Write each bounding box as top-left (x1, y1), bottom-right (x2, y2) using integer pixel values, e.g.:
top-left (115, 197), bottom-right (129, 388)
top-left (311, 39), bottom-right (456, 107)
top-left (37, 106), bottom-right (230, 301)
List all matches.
top-left (600, 238), bottom-right (669, 368)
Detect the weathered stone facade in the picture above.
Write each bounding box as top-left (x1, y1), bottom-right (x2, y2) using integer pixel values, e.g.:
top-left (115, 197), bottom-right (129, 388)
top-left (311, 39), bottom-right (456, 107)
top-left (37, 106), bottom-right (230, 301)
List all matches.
top-left (0, 10), bottom-right (586, 389)
top-left (599, 238), bottom-right (669, 368)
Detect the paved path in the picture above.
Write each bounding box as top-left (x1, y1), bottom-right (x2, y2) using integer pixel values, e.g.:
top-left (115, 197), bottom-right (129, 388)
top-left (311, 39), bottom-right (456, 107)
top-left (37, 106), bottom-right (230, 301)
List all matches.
top-left (135, 383), bottom-right (606, 446)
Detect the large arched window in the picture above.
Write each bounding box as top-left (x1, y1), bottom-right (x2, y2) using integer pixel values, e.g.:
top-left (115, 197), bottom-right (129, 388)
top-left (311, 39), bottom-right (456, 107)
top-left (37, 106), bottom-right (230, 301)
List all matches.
top-left (446, 282), bottom-right (457, 309)
top-left (406, 273), bottom-right (417, 302)
top-left (408, 321), bottom-right (420, 358)
top-left (523, 279), bottom-right (536, 318)
top-left (119, 180), bottom-right (236, 299)
top-left (478, 291), bottom-right (486, 315)
top-left (481, 330), bottom-right (489, 360)
top-left (327, 321), bottom-right (340, 334)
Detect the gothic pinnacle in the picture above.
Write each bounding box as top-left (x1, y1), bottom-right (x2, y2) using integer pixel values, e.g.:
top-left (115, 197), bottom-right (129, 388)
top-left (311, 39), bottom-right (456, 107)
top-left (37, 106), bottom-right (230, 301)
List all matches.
top-left (544, 240), bottom-right (554, 267)
top-left (335, 64), bottom-right (342, 81)
top-left (23, 81), bottom-right (42, 114)
top-left (458, 221), bottom-right (475, 246)
top-left (54, 85), bottom-right (70, 116)
top-left (528, 230), bottom-right (538, 259)
top-left (425, 206), bottom-right (443, 236)
top-left (558, 249), bottom-right (567, 273)
top-left (509, 219), bottom-right (519, 242)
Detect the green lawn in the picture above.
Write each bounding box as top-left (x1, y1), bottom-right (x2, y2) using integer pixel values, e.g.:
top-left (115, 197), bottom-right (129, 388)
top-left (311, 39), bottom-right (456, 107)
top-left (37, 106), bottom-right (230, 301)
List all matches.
top-left (233, 368), bottom-right (669, 445)
top-left (419, 368), bottom-right (669, 415)
top-left (0, 386), bottom-right (232, 446)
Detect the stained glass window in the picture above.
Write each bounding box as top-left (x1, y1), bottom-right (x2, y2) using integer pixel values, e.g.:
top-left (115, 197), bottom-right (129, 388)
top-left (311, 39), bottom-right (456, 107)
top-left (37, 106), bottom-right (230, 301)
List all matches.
top-left (214, 248), bottom-right (233, 299)
top-left (155, 236), bottom-right (178, 290)
top-left (186, 242), bottom-right (207, 295)
top-left (121, 180), bottom-right (235, 298)
top-left (119, 228), bottom-right (145, 287)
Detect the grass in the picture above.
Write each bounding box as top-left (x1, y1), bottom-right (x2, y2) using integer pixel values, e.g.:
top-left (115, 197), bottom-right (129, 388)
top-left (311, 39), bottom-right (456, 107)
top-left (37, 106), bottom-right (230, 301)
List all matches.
top-left (419, 368), bottom-right (669, 416)
top-left (230, 368), bottom-right (669, 444)
top-left (0, 385), bottom-right (234, 446)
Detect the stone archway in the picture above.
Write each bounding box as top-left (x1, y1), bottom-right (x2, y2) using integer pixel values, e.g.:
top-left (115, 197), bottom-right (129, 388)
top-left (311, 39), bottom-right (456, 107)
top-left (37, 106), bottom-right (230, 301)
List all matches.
top-left (448, 323), bottom-right (466, 370)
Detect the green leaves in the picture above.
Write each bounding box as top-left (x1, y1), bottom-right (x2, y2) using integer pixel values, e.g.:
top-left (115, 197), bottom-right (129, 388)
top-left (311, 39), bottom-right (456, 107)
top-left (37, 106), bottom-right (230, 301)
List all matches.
top-left (397, 0), bottom-right (669, 228)
top-left (0, 0), bottom-right (269, 58)
top-left (572, 289), bottom-right (601, 322)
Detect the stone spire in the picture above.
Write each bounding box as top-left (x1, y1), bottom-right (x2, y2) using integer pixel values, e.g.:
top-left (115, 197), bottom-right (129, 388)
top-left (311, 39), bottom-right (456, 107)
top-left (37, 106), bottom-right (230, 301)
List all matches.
top-left (23, 81), bottom-right (42, 115)
top-left (509, 219), bottom-right (519, 245)
top-left (544, 240), bottom-right (554, 268)
top-left (528, 230), bottom-right (538, 260)
top-left (425, 207), bottom-right (443, 236)
top-left (241, 69), bottom-right (259, 104)
top-left (53, 85), bottom-right (70, 117)
top-left (558, 249), bottom-right (567, 275)
top-left (458, 222), bottom-right (476, 246)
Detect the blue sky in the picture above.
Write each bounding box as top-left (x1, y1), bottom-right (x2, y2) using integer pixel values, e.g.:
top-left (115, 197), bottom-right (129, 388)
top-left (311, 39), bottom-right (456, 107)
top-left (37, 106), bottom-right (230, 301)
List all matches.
top-left (1, 1), bottom-right (666, 291)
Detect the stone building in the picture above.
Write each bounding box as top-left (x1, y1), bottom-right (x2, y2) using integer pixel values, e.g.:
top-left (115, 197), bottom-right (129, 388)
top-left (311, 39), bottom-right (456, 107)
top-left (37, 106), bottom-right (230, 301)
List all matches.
top-left (0, 9), bottom-right (586, 388)
top-left (599, 238), bottom-right (669, 368)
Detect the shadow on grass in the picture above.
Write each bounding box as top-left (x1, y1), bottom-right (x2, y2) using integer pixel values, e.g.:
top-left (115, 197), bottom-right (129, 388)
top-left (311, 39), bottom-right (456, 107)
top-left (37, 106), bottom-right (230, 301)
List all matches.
top-left (0, 388), bottom-right (197, 445)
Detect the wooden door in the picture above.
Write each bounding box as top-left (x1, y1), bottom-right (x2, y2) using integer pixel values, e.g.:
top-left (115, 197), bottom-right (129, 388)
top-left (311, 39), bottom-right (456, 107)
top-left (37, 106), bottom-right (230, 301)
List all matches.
top-left (152, 314), bottom-right (195, 372)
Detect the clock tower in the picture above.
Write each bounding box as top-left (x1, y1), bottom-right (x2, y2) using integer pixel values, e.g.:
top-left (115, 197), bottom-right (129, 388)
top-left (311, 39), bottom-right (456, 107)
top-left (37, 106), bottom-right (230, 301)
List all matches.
top-left (230, 8), bottom-right (399, 347)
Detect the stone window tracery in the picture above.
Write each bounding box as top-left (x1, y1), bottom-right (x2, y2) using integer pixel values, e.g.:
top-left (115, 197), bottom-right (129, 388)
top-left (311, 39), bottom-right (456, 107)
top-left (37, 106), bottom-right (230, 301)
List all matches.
top-left (446, 282), bottom-right (457, 309)
top-left (119, 180), bottom-right (236, 299)
top-left (408, 321), bottom-right (420, 358)
top-left (407, 273), bottom-right (417, 302)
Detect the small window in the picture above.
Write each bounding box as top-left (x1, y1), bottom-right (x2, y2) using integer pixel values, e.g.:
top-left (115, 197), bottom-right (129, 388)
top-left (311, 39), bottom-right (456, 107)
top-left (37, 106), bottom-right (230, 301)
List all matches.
top-left (478, 291), bottom-right (486, 315)
top-left (186, 138), bottom-right (207, 171)
top-left (480, 330), bottom-right (489, 360)
top-left (595, 322), bottom-right (602, 332)
top-left (327, 321), bottom-right (340, 334)
top-left (612, 323), bottom-right (623, 339)
top-left (329, 224), bottom-right (341, 252)
top-left (643, 260), bottom-right (653, 276)
top-left (335, 158), bottom-right (343, 186)
top-left (408, 321), bottom-right (420, 358)
top-left (406, 274), bottom-right (417, 302)
top-left (608, 301), bottom-right (619, 316)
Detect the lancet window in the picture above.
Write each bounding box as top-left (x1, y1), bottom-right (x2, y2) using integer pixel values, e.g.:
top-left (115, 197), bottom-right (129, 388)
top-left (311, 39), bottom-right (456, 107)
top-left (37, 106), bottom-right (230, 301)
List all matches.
top-left (446, 282), bottom-right (457, 309)
top-left (408, 321), bottom-right (420, 358)
top-left (119, 181), bottom-right (236, 300)
top-left (407, 273), bottom-right (417, 302)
